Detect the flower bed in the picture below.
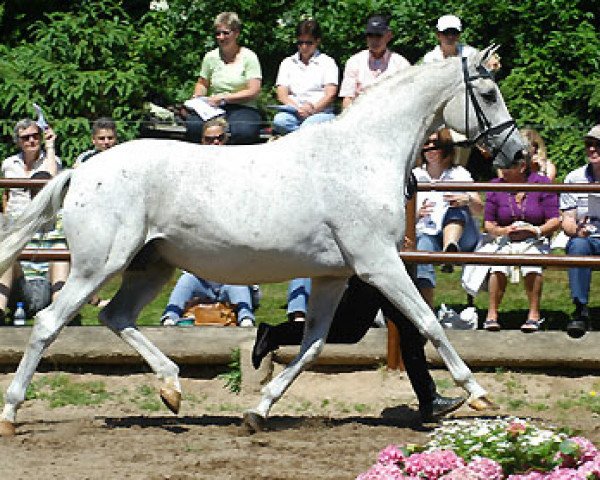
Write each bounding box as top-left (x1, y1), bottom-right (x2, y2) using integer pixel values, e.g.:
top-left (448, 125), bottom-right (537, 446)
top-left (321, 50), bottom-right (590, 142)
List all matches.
top-left (357, 418), bottom-right (600, 479)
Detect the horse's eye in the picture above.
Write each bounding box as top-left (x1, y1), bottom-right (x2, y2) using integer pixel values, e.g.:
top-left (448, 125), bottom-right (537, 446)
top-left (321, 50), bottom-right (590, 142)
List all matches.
top-left (481, 90), bottom-right (497, 103)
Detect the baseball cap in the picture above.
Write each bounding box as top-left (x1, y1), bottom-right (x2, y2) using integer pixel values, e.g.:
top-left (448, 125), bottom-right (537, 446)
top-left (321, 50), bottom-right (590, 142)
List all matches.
top-left (365, 15), bottom-right (390, 35)
top-left (584, 125), bottom-right (600, 141)
top-left (436, 14), bottom-right (462, 32)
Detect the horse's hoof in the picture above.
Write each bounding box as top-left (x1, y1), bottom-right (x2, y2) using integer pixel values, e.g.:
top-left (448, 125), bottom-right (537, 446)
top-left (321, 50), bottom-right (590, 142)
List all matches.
top-left (468, 395), bottom-right (499, 411)
top-left (0, 420), bottom-right (16, 437)
top-left (243, 410), bottom-right (266, 433)
top-left (159, 387), bottom-right (181, 414)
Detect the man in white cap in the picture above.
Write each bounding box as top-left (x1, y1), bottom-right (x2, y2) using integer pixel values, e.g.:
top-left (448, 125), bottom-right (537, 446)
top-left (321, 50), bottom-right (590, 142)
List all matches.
top-left (560, 124), bottom-right (600, 338)
top-left (339, 14), bottom-right (410, 109)
top-left (423, 14), bottom-right (477, 63)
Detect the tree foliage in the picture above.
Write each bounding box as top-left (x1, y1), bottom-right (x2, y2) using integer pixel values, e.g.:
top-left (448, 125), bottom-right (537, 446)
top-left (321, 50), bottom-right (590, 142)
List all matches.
top-left (0, 0), bottom-right (598, 175)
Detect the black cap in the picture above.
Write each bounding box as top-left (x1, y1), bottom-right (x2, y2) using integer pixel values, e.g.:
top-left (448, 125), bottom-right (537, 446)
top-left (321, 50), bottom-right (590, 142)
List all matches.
top-left (365, 15), bottom-right (390, 35)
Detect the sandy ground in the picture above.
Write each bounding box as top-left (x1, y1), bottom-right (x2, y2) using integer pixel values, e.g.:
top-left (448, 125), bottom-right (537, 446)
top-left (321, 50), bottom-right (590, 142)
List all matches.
top-left (0, 368), bottom-right (599, 479)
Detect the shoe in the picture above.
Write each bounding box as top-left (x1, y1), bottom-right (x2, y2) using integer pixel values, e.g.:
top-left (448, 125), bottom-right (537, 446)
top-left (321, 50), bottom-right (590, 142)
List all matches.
top-left (160, 314), bottom-right (177, 327)
top-left (239, 317), bottom-right (255, 328)
top-left (420, 394), bottom-right (466, 423)
top-left (567, 319), bottom-right (588, 339)
top-left (441, 242), bottom-right (459, 273)
top-left (521, 318), bottom-right (543, 333)
top-left (252, 322), bottom-right (274, 369)
top-left (483, 319), bottom-right (501, 331)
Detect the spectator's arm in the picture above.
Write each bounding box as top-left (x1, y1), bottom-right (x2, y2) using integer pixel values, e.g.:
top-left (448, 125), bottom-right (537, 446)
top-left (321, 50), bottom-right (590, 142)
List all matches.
top-left (312, 84), bottom-right (338, 114)
top-left (467, 192), bottom-right (484, 215)
top-left (562, 209), bottom-right (582, 237)
top-left (193, 77), bottom-right (210, 98)
top-left (42, 127), bottom-right (58, 177)
top-left (484, 220), bottom-right (511, 237)
top-left (210, 78), bottom-right (261, 106)
top-left (276, 85), bottom-right (298, 107)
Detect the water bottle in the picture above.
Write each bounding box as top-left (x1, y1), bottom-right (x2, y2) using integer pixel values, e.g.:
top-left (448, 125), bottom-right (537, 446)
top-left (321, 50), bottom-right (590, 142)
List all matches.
top-left (13, 302), bottom-right (26, 327)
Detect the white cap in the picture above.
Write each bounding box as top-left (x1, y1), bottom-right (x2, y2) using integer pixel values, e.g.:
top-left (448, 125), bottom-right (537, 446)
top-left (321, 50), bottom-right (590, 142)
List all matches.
top-left (584, 125), bottom-right (600, 141)
top-left (436, 14), bottom-right (462, 32)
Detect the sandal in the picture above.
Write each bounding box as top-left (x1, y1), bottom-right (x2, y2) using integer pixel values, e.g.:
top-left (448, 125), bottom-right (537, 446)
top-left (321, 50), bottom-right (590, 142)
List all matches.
top-left (483, 319), bottom-right (501, 331)
top-left (521, 318), bottom-right (543, 333)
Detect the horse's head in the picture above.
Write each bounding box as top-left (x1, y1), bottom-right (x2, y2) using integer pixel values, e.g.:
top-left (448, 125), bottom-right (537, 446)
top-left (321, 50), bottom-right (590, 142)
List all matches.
top-left (442, 45), bottom-right (526, 169)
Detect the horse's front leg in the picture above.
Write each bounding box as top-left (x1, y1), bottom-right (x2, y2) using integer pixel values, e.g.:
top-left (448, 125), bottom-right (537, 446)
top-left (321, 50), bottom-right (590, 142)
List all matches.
top-left (243, 277), bottom-right (347, 432)
top-left (350, 244), bottom-right (494, 410)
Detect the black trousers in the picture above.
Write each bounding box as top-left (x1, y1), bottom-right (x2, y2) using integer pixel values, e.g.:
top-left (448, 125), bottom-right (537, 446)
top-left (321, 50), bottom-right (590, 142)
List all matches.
top-left (267, 275), bottom-right (436, 408)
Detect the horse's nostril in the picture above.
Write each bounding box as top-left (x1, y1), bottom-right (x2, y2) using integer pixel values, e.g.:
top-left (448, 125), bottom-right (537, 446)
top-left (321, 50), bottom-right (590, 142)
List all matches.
top-left (514, 150), bottom-right (524, 161)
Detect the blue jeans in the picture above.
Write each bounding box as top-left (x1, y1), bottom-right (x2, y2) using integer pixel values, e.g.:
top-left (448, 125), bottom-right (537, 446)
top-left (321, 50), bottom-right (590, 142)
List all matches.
top-left (416, 207), bottom-right (480, 289)
top-left (287, 277), bottom-right (311, 315)
top-left (186, 105), bottom-right (262, 145)
top-left (565, 236), bottom-right (600, 305)
top-left (272, 111), bottom-right (335, 135)
top-left (163, 272), bottom-right (255, 325)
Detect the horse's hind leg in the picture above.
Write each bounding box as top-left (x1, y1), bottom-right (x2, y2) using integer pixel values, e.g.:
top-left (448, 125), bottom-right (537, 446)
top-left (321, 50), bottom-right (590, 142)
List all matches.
top-left (244, 277), bottom-right (347, 432)
top-left (98, 247), bottom-right (180, 413)
top-left (0, 268), bottom-right (114, 435)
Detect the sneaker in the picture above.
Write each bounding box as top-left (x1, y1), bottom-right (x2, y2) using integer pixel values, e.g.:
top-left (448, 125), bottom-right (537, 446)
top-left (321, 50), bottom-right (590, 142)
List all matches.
top-left (239, 317), bottom-right (255, 328)
top-left (160, 315), bottom-right (177, 327)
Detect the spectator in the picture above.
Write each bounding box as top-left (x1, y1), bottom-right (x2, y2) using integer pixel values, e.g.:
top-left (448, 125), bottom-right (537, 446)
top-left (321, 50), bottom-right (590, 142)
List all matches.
top-left (339, 14), bottom-right (410, 110)
top-left (413, 128), bottom-right (483, 307)
top-left (286, 277), bottom-right (311, 321)
top-left (521, 128), bottom-right (557, 182)
top-left (272, 19), bottom-right (338, 135)
top-left (201, 117), bottom-right (229, 145)
top-left (422, 14), bottom-right (477, 64)
top-left (185, 11), bottom-right (262, 145)
top-left (251, 276), bottom-right (466, 424)
top-left (160, 273), bottom-right (258, 327)
top-left (0, 118), bottom-right (68, 325)
top-left (74, 117), bottom-right (118, 167)
top-left (560, 124), bottom-right (600, 338)
top-left (483, 156), bottom-right (560, 332)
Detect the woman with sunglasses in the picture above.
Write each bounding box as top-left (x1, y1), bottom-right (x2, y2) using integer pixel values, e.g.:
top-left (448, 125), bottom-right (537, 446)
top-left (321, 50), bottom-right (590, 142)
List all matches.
top-left (520, 128), bottom-right (557, 182)
top-left (185, 11), bottom-right (262, 145)
top-left (413, 128), bottom-right (483, 307)
top-left (272, 19), bottom-right (338, 135)
top-left (0, 118), bottom-right (65, 325)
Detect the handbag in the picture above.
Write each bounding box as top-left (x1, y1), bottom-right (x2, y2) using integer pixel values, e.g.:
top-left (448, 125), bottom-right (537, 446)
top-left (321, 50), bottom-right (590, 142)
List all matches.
top-left (184, 302), bottom-right (237, 326)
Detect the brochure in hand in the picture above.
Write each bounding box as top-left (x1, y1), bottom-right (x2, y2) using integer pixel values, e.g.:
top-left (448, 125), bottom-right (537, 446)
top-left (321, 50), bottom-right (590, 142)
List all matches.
top-left (184, 97), bottom-right (225, 121)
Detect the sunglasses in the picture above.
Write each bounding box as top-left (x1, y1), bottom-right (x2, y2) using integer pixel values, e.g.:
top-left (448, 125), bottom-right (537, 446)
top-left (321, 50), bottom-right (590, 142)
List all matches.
top-left (441, 29), bottom-right (460, 36)
top-left (296, 40), bottom-right (315, 46)
top-left (204, 134), bottom-right (226, 143)
top-left (19, 132), bottom-right (40, 141)
top-left (215, 29), bottom-right (232, 37)
top-left (585, 140), bottom-right (600, 150)
top-left (366, 32), bottom-right (384, 38)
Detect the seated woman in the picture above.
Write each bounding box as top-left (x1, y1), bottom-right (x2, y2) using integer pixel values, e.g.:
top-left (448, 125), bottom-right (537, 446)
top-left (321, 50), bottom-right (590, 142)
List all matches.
top-left (185, 11), bottom-right (262, 145)
top-left (413, 127), bottom-right (483, 307)
top-left (160, 272), bottom-right (258, 327)
top-left (482, 156), bottom-right (560, 332)
top-left (272, 19), bottom-right (338, 135)
top-left (0, 119), bottom-right (68, 325)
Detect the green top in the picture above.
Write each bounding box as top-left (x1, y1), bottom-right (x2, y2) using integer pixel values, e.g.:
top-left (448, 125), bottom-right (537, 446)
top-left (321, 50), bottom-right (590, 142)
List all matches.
top-left (200, 47), bottom-right (262, 109)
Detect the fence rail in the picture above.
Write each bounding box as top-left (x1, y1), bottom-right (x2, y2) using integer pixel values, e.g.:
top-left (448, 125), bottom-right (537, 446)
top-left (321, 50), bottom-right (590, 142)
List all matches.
top-left (4, 178), bottom-right (600, 370)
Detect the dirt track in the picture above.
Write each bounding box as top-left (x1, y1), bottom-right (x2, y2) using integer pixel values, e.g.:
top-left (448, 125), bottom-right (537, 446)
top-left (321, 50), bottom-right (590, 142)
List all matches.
top-left (1, 368), bottom-right (599, 479)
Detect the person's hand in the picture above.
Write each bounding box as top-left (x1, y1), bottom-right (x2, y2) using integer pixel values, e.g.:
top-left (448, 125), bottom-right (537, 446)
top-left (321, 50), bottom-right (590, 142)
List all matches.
top-left (206, 94), bottom-right (226, 107)
top-left (297, 102), bottom-right (315, 119)
top-left (575, 217), bottom-right (595, 238)
top-left (443, 193), bottom-right (470, 208)
top-left (44, 127), bottom-right (56, 149)
top-left (418, 199), bottom-right (435, 218)
top-left (507, 223), bottom-right (537, 242)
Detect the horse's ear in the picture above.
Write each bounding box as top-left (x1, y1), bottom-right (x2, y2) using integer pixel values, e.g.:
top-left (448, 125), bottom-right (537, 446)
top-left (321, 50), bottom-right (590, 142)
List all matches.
top-left (476, 44), bottom-right (501, 67)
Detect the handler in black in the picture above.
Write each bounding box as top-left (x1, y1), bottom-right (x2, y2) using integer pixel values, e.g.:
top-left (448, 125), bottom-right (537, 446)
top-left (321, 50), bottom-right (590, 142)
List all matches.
top-left (252, 274), bottom-right (465, 423)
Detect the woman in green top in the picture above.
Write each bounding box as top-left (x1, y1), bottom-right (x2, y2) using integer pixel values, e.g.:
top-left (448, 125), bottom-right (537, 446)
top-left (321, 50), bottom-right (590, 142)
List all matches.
top-left (186, 12), bottom-right (263, 145)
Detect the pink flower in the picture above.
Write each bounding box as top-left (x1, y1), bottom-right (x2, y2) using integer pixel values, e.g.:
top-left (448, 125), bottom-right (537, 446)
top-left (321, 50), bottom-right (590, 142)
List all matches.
top-left (570, 437), bottom-right (599, 464)
top-left (356, 462), bottom-right (406, 480)
top-left (404, 450), bottom-right (465, 479)
top-left (506, 420), bottom-right (528, 438)
top-left (466, 457), bottom-right (504, 479)
top-left (378, 445), bottom-right (407, 466)
top-left (577, 457), bottom-right (600, 477)
top-left (506, 473), bottom-right (545, 479)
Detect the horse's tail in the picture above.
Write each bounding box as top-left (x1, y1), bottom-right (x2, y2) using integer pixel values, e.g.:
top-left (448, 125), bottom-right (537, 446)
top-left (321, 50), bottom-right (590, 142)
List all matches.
top-left (0, 169), bottom-right (73, 274)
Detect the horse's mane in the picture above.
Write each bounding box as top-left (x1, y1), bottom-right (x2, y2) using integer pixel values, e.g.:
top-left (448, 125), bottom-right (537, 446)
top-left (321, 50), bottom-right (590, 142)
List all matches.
top-left (338, 57), bottom-right (462, 120)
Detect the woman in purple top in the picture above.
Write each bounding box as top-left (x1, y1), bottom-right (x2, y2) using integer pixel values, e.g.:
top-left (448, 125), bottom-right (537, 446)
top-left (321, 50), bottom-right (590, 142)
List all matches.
top-left (482, 157), bottom-right (560, 332)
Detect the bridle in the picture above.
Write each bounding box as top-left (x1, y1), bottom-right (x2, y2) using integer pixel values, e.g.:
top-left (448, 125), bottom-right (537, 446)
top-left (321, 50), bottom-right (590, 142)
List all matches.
top-left (452, 56), bottom-right (518, 164)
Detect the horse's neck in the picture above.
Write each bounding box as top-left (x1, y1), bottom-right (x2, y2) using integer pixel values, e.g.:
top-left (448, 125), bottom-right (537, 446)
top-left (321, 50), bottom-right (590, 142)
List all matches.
top-left (337, 62), bottom-right (461, 167)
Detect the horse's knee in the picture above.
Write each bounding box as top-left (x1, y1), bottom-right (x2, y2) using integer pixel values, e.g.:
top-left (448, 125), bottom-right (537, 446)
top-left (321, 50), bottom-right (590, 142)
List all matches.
top-left (302, 338), bottom-right (325, 365)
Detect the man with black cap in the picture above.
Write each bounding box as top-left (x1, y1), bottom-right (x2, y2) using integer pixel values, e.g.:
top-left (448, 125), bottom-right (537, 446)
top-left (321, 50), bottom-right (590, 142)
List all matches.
top-left (339, 14), bottom-right (410, 110)
top-left (560, 124), bottom-right (600, 338)
top-left (423, 14), bottom-right (477, 63)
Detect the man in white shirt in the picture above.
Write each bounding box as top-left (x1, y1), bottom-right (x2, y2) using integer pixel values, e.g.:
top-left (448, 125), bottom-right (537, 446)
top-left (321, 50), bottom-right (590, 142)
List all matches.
top-left (339, 14), bottom-right (410, 110)
top-left (422, 14), bottom-right (477, 64)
